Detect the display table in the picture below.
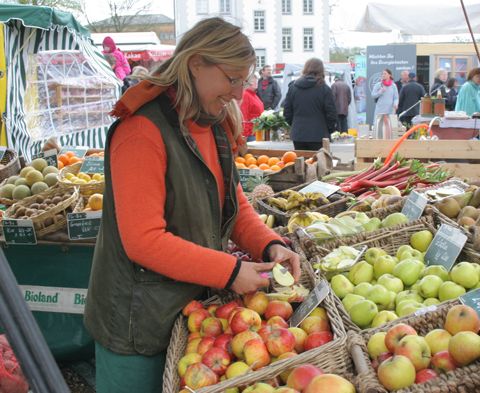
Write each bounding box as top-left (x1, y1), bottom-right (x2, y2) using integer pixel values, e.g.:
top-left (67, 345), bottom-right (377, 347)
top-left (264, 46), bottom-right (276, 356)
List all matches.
top-left (412, 115), bottom-right (480, 140)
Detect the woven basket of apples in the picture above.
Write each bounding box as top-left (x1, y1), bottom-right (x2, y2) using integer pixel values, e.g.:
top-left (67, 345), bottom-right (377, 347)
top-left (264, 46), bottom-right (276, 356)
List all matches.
top-left (360, 299), bottom-right (480, 392)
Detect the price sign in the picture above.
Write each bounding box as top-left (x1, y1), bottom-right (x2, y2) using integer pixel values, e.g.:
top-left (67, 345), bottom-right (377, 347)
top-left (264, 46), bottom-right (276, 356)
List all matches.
top-left (3, 219), bottom-right (37, 245)
top-left (238, 168), bottom-right (264, 192)
top-left (299, 181), bottom-right (340, 197)
top-left (80, 157), bottom-right (104, 174)
top-left (0, 147), bottom-right (7, 161)
top-left (59, 146), bottom-right (88, 158)
top-left (67, 211), bottom-right (102, 240)
top-left (401, 191), bottom-right (428, 221)
top-left (460, 288), bottom-right (480, 318)
top-left (425, 224), bottom-right (468, 271)
top-left (32, 149), bottom-right (58, 167)
top-left (289, 280), bottom-right (330, 327)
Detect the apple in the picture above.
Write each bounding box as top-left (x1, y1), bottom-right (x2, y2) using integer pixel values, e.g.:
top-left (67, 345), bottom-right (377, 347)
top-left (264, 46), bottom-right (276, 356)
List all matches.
top-left (424, 329), bottom-right (451, 355)
top-left (188, 332), bottom-right (202, 342)
top-left (288, 327), bottom-right (308, 353)
top-left (395, 290), bottom-right (423, 307)
top-left (243, 382), bottom-right (276, 393)
top-left (178, 353), bottom-right (202, 377)
top-left (349, 299), bottom-right (378, 329)
top-left (377, 274), bottom-right (403, 294)
top-left (421, 265), bottom-right (450, 281)
top-left (377, 351), bottom-right (393, 365)
top-left (396, 300), bottom-right (425, 318)
top-left (213, 334), bottom-right (233, 355)
top-left (244, 291), bottom-right (270, 315)
top-left (431, 350), bottom-right (457, 373)
top-left (299, 316), bottom-right (330, 334)
top-left (276, 352), bottom-right (298, 382)
top-left (267, 316), bottom-right (289, 329)
top-left (225, 361), bottom-right (249, 379)
top-left (448, 331), bottom-right (480, 366)
top-left (377, 355), bottom-right (416, 390)
top-left (445, 304), bottom-right (480, 335)
top-left (385, 291), bottom-right (396, 311)
top-left (184, 362), bottom-right (218, 389)
top-left (309, 307), bottom-right (328, 319)
top-left (353, 282), bottom-right (373, 298)
top-left (371, 310), bottom-right (398, 328)
top-left (396, 245), bottom-right (414, 259)
top-left (197, 337), bottom-right (215, 355)
top-left (385, 323), bottom-right (418, 353)
top-left (200, 317), bottom-right (223, 337)
top-left (342, 293), bottom-right (364, 312)
top-left (366, 284), bottom-right (391, 310)
top-left (450, 262), bottom-right (480, 289)
top-left (424, 298), bottom-right (441, 306)
top-left (265, 327), bottom-right (296, 356)
top-left (330, 274), bottom-right (354, 299)
top-left (265, 301), bottom-right (293, 321)
top-left (367, 332), bottom-right (388, 359)
top-left (398, 248), bottom-right (424, 262)
top-left (381, 212), bottom-right (408, 228)
top-left (216, 301), bottom-right (242, 319)
top-left (231, 330), bottom-right (261, 359)
top-left (202, 347), bottom-right (231, 375)
top-left (275, 388), bottom-right (298, 393)
top-left (304, 331), bottom-right (333, 351)
top-left (410, 230), bottom-right (433, 252)
top-left (188, 308), bottom-right (211, 333)
top-left (304, 373), bottom-right (355, 393)
top-left (364, 247), bottom-right (387, 265)
top-left (182, 300), bottom-right (204, 317)
top-left (348, 261), bottom-right (374, 285)
top-left (207, 304), bottom-right (218, 316)
top-left (186, 337), bottom-right (202, 354)
top-left (438, 281), bottom-right (466, 302)
top-left (258, 325), bottom-right (273, 342)
top-left (415, 368), bottom-right (438, 384)
top-left (394, 335), bottom-right (431, 371)
top-left (374, 255), bottom-right (397, 279)
top-left (243, 338), bottom-right (270, 370)
top-left (286, 364), bottom-right (323, 391)
top-left (393, 259), bottom-right (424, 286)
top-left (417, 275), bottom-right (443, 299)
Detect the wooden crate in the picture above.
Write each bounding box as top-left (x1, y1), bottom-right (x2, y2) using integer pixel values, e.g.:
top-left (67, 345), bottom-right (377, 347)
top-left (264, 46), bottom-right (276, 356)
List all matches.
top-left (355, 139), bottom-right (480, 178)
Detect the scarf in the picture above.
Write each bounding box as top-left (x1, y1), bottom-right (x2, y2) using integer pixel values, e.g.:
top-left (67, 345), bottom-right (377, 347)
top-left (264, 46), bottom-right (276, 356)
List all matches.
top-left (382, 79), bottom-right (393, 87)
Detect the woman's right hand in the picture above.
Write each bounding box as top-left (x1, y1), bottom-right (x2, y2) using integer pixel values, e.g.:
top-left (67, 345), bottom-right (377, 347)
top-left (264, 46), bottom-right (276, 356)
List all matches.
top-left (230, 261), bottom-right (276, 295)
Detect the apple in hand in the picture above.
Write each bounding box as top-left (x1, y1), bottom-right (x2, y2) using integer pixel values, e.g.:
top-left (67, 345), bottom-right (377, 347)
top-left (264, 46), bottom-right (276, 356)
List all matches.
top-left (377, 355), bottom-right (416, 390)
top-left (330, 274), bottom-right (354, 299)
top-left (444, 304), bottom-right (480, 335)
top-left (424, 329), bottom-right (451, 355)
top-left (184, 362), bottom-right (218, 389)
top-left (243, 338), bottom-right (270, 370)
top-left (286, 364), bottom-right (323, 392)
top-left (304, 373), bottom-right (355, 393)
top-left (448, 331), bottom-right (480, 366)
top-left (394, 335), bottom-right (431, 371)
top-left (410, 230), bottom-right (433, 252)
top-left (304, 331), bottom-right (333, 351)
top-left (431, 350), bottom-right (457, 373)
top-left (385, 323), bottom-right (418, 353)
top-left (201, 347), bottom-right (231, 376)
top-left (367, 332), bottom-right (389, 359)
top-left (415, 368), bottom-right (437, 384)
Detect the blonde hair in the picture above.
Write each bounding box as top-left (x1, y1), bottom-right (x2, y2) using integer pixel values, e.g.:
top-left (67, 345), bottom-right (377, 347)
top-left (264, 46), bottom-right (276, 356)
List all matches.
top-left (145, 17), bottom-right (256, 137)
top-left (435, 68), bottom-right (447, 78)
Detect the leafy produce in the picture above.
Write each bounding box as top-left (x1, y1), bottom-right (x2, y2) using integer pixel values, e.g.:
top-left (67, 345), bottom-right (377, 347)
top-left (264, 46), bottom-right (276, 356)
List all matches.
top-left (267, 190), bottom-right (329, 213)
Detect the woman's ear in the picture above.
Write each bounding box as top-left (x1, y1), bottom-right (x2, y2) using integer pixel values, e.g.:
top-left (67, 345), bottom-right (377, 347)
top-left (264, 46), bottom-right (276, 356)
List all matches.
top-left (188, 55), bottom-right (203, 78)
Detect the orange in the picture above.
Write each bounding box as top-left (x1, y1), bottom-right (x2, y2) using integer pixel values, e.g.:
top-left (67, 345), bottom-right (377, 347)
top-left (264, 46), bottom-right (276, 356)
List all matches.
top-left (69, 156), bottom-right (82, 164)
top-left (267, 157), bottom-right (280, 166)
top-left (235, 162), bottom-right (247, 169)
top-left (58, 161), bottom-right (64, 169)
top-left (257, 155), bottom-right (269, 165)
top-left (248, 164), bottom-right (259, 169)
top-left (244, 153), bottom-right (254, 160)
top-left (285, 161), bottom-right (295, 167)
top-left (235, 157), bottom-right (246, 164)
top-left (245, 157), bottom-right (257, 166)
top-left (258, 163), bottom-right (270, 170)
top-left (282, 151), bottom-right (297, 163)
top-left (65, 151), bottom-right (76, 158)
top-left (276, 161), bottom-right (285, 168)
top-left (270, 165), bottom-right (282, 172)
top-left (58, 154), bottom-right (70, 166)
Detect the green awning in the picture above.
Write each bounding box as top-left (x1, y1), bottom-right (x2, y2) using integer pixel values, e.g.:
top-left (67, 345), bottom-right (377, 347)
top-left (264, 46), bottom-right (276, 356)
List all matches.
top-left (0, 4), bottom-right (89, 38)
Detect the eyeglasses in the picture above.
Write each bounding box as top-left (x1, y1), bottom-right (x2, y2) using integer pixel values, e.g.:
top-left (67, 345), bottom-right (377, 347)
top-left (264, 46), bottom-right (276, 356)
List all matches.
top-left (213, 64), bottom-right (251, 89)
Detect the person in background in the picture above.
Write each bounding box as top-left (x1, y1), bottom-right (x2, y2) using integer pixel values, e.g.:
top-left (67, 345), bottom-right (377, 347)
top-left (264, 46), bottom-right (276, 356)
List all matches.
top-left (84, 18), bottom-right (301, 393)
top-left (455, 67), bottom-right (480, 116)
top-left (102, 36), bottom-right (131, 82)
top-left (123, 66), bottom-right (149, 89)
top-left (240, 72), bottom-right (264, 142)
top-left (445, 77), bottom-right (459, 111)
top-left (257, 65), bottom-right (282, 110)
top-left (395, 70), bottom-right (410, 95)
top-left (398, 72), bottom-right (425, 127)
top-left (430, 68), bottom-right (448, 97)
top-left (372, 68), bottom-right (399, 121)
top-left (331, 76), bottom-right (352, 132)
top-left (283, 58), bottom-right (337, 151)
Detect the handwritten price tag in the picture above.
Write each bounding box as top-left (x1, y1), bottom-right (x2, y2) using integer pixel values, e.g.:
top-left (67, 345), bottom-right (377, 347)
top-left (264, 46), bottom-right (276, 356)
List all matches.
top-left (289, 280), bottom-right (330, 327)
top-left (425, 224), bottom-right (467, 271)
top-left (402, 191), bottom-right (428, 221)
top-left (3, 219), bottom-right (37, 245)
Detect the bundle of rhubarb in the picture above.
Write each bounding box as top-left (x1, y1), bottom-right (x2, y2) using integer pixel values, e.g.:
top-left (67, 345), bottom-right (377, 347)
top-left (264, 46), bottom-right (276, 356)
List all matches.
top-left (337, 157), bottom-right (451, 199)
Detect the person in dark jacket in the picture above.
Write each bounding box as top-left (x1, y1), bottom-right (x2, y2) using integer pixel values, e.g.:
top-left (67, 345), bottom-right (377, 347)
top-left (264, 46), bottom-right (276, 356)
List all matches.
top-left (445, 77), bottom-right (459, 111)
top-left (331, 76), bottom-right (352, 132)
top-left (283, 58), bottom-right (337, 151)
top-left (257, 65), bottom-right (282, 110)
top-left (398, 72), bottom-right (425, 127)
top-left (395, 70), bottom-right (410, 96)
top-left (430, 68), bottom-right (448, 97)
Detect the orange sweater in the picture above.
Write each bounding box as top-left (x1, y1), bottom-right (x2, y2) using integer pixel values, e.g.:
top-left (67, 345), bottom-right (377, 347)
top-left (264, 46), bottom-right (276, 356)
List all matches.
top-left (110, 115), bottom-right (282, 289)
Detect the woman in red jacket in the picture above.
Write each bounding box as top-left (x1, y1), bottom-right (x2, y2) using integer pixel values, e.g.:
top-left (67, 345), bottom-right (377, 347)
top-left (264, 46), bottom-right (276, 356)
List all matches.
top-left (240, 73), bottom-right (264, 141)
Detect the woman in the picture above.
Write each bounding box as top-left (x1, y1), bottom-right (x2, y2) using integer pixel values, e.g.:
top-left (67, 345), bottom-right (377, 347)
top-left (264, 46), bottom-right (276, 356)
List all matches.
top-left (372, 68), bottom-right (399, 121)
top-left (123, 65), bottom-right (149, 89)
top-left (240, 73), bottom-right (264, 142)
top-left (455, 67), bottom-right (480, 116)
top-left (445, 77), bottom-right (459, 111)
top-left (102, 36), bottom-right (131, 81)
top-left (283, 58), bottom-right (337, 150)
top-left (430, 68), bottom-right (448, 97)
top-left (84, 18), bottom-right (301, 393)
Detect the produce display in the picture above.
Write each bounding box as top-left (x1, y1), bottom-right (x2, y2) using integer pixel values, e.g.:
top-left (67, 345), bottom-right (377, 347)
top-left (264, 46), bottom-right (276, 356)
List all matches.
top-left (0, 335), bottom-right (28, 393)
top-left (267, 190), bottom-right (330, 213)
top-left (235, 151), bottom-right (298, 172)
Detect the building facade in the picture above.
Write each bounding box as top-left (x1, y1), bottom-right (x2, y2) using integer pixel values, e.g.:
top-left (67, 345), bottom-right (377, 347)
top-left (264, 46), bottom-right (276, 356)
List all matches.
top-left (174, 0), bottom-right (330, 68)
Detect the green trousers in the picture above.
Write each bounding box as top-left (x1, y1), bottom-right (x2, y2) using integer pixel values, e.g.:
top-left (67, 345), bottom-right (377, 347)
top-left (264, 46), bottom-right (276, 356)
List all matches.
top-left (95, 342), bottom-right (166, 393)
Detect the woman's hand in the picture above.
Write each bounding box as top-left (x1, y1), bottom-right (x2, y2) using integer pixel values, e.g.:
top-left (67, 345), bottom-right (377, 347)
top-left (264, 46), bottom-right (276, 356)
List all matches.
top-left (268, 244), bottom-right (302, 282)
top-left (230, 261), bottom-right (276, 295)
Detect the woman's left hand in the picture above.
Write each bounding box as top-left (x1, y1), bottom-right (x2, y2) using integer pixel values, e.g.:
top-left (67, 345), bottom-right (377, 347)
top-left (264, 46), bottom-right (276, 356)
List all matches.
top-left (268, 244), bottom-right (301, 282)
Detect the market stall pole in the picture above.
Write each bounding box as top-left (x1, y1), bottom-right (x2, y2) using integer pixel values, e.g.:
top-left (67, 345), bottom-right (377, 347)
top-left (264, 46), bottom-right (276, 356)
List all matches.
top-left (0, 22), bottom-right (6, 146)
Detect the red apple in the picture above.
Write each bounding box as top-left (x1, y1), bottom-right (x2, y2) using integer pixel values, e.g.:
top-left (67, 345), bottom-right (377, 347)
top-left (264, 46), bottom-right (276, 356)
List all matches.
top-left (227, 307), bottom-right (245, 326)
top-left (267, 316), bottom-right (289, 329)
top-left (201, 317), bottom-right (223, 337)
top-left (185, 338), bottom-right (202, 354)
top-left (444, 304), bottom-right (480, 335)
top-left (188, 308), bottom-right (211, 333)
top-left (265, 327), bottom-right (296, 357)
top-left (377, 351), bottom-right (393, 365)
top-left (182, 300), bottom-right (204, 317)
top-left (244, 291), bottom-right (270, 315)
top-left (188, 332), bottom-right (202, 342)
top-left (231, 330), bottom-right (261, 359)
top-left (288, 327), bottom-right (308, 353)
top-left (244, 338), bottom-right (271, 370)
top-left (197, 337), bottom-right (215, 356)
top-left (258, 325), bottom-right (273, 342)
top-left (178, 353), bottom-right (202, 377)
top-left (183, 362), bottom-right (218, 389)
top-left (213, 334), bottom-right (233, 355)
top-left (265, 301), bottom-right (293, 321)
top-left (415, 369), bottom-right (438, 384)
top-left (207, 304), bottom-right (219, 316)
top-left (201, 347), bottom-right (231, 376)
top-left (394, 335), bottom-right (431, 371)
top-left (230, 308), bottom-right (262, 334)
top-left (384, 323), bottom-right (418, 353)
top-left (299, 316), bottom-right (330, 334)
top-left (304, 331), bottom-right (333, 351)
top-left (215, 301), bottom-right (242, 320)
top-left (286, 364), bottom-right (323, 392)
top-left (304, 373), bottom-right (355, 393)
top-left (431, 350), bottom-right (457, 373)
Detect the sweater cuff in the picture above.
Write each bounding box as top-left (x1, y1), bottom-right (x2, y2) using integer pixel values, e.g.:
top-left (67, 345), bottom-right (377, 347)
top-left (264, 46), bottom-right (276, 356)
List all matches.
top-left (225, 259), bottom-right (242, 289)
top-left (262, 240), bottom-right (287, 262)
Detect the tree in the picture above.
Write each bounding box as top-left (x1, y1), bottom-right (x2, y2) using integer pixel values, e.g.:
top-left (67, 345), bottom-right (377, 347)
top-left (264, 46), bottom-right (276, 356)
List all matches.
top-left (16, 0), bottom-right (81, 13)
top-left (329, 47), bottom-right (364, 63)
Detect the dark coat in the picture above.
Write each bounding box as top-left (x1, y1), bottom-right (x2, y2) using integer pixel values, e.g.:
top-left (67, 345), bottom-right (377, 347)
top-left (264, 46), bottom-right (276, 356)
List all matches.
top-left (256, 77), bottom-right (282, 110)
top-left (331, 80), bottom-right (352, 115)
top-left (398, 80), bottom-right (426, 118)
top-left (445, 88), bottom-right (458, 111)
top-left (430, 78), bottom-right (447, 97)
top-left (283, 76), bottom-right (337, 142)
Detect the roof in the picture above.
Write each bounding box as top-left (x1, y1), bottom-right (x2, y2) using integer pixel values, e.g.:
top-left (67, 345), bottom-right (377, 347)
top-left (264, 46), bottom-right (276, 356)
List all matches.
top-left (92, 13), bottom-right (173, 28)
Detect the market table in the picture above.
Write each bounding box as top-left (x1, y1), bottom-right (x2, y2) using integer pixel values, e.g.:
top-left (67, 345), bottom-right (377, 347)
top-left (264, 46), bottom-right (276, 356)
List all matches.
top-left (412, 115), bottom-right (480, 139)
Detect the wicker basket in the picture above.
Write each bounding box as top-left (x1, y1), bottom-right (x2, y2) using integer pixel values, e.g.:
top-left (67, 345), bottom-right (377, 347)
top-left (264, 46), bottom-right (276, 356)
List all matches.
top-left (0, 149), bottom-right (21, 184)
top-left (359, 300), bottom-right (480, 393)
top-left (256, 182), bottom-right (352, 226)
top-left (4, 185), bottom-right (79, 238)
top-left (58, 162), bottom-right (104, 196)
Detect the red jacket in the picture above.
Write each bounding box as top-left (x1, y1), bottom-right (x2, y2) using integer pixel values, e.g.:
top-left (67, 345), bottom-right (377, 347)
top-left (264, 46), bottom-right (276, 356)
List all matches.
top-left (240, 89), bottom-right (264, 137)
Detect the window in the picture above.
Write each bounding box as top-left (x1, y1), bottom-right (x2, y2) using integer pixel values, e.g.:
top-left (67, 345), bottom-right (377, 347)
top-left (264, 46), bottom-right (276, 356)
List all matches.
top-left (282, 0), bottom-right (291, 14)
top-left (196, 0), bottom-right (208, 14)
top-left (254, 10), bottom-right (265, 32)
top-left (437, 55), bottom-right (473, 86)
top-left (219, 0), bottom-right (231, 14)
top-left (256, 49), bottom-right (266, 69)
top-left (303, 0), bottom-right (313, 14)
top-left (303, 27), bottom-right (314, 51)
top-left (282, 28), bottom-right (292, 51)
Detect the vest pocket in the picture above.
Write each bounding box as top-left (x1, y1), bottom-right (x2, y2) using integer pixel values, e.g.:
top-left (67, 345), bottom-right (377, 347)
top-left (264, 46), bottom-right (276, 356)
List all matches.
top-left (132, 263), bottom-right (173, 283)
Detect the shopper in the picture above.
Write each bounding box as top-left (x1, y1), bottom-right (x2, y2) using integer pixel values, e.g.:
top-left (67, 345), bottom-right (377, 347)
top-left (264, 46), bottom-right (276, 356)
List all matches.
top-left (395, 70), bottom-right (409, 95)
top-left (445, 77), bottom-right (459, 111)
top-left (102, 36), bottom-right (131, 81)
top-left (84, 18), bottom-right (301, 393)
top-left (257, 65), bottom-right (282, 110)
top-left (455, 67), bottom-right (480, 116)
top-left (398, 72), bottom-right (425, 127)
top-left (283, 58), bottom-right (337, 150)
top-left (123, 65), bottom-right (149, 89)
top-left (430, 68), bottom-right (448, 97)
top-left (240, 73), bottom-right (264, 142)
top-left (331, 76), bottom-right (352, 132)
top-left (372, 68), bottom-right (399, 122)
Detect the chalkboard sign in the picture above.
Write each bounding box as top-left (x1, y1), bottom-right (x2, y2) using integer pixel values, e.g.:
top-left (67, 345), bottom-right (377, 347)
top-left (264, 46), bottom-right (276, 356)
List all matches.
top-left (425, 224), bottom-right (468, 271)
top-left (67, 211), bottom-right (102, 240)
top-left (238, 168), bottom-right (264, 192)
top-left (460, 288), bottom-right (480, 318)
top-left (59, 146), bottom-right (88, 158)
top-left (0, 147), bottom-right (6, 161)
top-left (32, 149), bottom-right (58, 167)
top-left (299, 181), bottom-right (340, 197)
top-left (289, 280), bottom-right (330, 327)
top-left (3, 219), bottom-right (37, 245)
top-left (80, 157), bottom-right (104, 174)
top-left (402, 191), bottom-right (428, 221)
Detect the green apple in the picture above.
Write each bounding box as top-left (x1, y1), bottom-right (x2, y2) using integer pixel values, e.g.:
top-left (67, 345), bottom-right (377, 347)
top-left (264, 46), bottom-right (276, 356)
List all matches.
top-left (349, 299), bottom-right (378, 329)
top-left (393, 259), bottom-right (424, 286)
top-left (421, 265), bottom-right (449, 281)
top-left (448, 331), bottom-right (480, 366)
top-left (423, 298), bottom-right (441, 306)
top-left (342, 293), bottom-right (364, 312)
top-left (396, 245), bottom-right (414, 259)
top-left (410, 230), bottom-right (433, 252)
top-left (425, 329), bottom-right (452, 355)
top-left (374, 255), bottom-right (397, 279)
top-left (367, 284), bottom-right (391, 309)
top-left (395, 290), bottom-right (423, 306)
top-left (438, 281), bottom-right (466, 302)
top-left (362, 217), bottom-right (382, 232)
top-left (353, 282), bottom-right (373, 297)
top-left (409, 282), bottom-right (420, 292)
top-left (364, 247), bottom-right (387, 265)
top-left (381, 212), bottom-right (409, 228)
top-left (377, 355), bottom-right (416, 391)
top-left (348, 261), bottom-right (374, 285)
top-left (377, 274), bottom-right (404, 293)
top-left (371, 310), bottom-right (398, 328)
top-left (330, 274), bottom-right (354, 299)
top-left (396, 300), bottom-right (425, 317)
top-left (385, 291), bottom-right (397, 311)
top-left (418, 275), bottom-right (443, 298)
top-left (395, 335), bottom-right (431, 371)
top-left (450, 262), bottom-right (479, 289)
top-left (398, 249), bottom-right (424, 262)
top-left (367, 332), bottom-right (389, 359)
